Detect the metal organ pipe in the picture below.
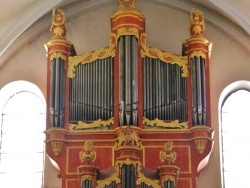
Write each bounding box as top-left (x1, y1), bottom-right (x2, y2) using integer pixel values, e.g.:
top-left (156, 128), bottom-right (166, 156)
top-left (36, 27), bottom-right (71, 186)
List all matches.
top-left (143, 57), bottom-right (187, 122)
top-left (69, 57), bottom-right (113, 123)
top-left (118, 35), bottom-right (138, 126)
top-left (190, 56), bottom-right (206, 125)
top-left (50, 58), bottom-right (65, 127)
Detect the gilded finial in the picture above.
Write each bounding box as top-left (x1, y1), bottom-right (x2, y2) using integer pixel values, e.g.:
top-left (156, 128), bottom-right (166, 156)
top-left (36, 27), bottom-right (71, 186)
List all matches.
top-left (118, 0), bottom-right (135, 9)
top-left (189, 8), bottom-right (205, 36)
top-left (50, 8), bottom-right (67, 38)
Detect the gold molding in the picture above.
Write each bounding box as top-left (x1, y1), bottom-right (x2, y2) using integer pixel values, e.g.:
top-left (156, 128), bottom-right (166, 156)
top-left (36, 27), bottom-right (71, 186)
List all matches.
top-left (140, 33), bottom-right (188, 77)
top-left (69, 117), bottom-right (114, 131)
top-left (143, 117), bottom-right (188, 129)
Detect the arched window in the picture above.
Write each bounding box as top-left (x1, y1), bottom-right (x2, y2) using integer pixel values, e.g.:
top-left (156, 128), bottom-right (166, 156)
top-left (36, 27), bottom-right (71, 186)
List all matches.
top-left (0, 81), bottom-right (46, 187)
top-left (220, 81), bottom-right (250, 188)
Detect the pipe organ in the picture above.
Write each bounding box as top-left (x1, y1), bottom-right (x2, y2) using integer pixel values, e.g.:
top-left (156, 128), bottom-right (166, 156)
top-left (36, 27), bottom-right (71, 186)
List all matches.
top-left (45, 1), bottom-right (214, 188)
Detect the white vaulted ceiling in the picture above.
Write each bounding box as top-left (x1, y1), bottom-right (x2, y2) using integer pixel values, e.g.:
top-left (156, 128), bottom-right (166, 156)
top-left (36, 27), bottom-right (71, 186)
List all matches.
top-left (0, 0), bottom-right (249, 68)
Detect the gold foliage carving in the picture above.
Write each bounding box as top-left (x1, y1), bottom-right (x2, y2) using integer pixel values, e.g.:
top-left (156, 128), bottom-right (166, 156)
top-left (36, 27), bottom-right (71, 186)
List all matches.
top-left (67, 34), bottom-right (116, 78)
top-left (136, 172), bottom-right (161, 188)
top-left (115, 126), bottom-right (141, 148)
top-left (96, 161), bottom-right (121, 188)
top-left (162, 175), bottom-right (176, 186)
top-left (116, 27), bottom-right (140, 41)
top-left (143, 117), bottom-right (188, 129)
top-left (81, 175), bottom-right (93, 181)
top-left (69, 117), bottom-right (114, 131)
top-left (118, 0), bottom-right (136, 9)
top-left (140, 33), bottom-right (188, 77)
top-left (189, 50), bottom-right (207, 66)
top-left (49, 52), bottom-right (66, 61)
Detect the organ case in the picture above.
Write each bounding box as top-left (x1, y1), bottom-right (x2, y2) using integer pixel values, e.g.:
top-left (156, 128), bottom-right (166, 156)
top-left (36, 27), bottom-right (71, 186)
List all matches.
top-left (45, 1), bottom-right (214, 188)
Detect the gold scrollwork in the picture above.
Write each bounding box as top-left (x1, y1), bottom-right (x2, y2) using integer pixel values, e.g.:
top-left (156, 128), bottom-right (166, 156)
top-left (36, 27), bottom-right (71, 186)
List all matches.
top-left (136, 172), bottom-right (161, 188)
top-left (143, 117), bottom-right (188, 129)
top-left (189, 50), bottom-right (206, 60)
top-left (69, 117), bottom-right (114, 131)
top-left (81, 175), bottom-right (93, 181)
top-left (162, 175), bottom-right (176, 186)
top-left (140, 33), bottom-right (188, 77)
top-left (49, 52), bottom-right (67, 61)
top-left (116, 27), bottom-right (140, 42)
top-left (96, 161), bottom-right (121, 188)
top-left (67, 34), bottom-right (116, 78)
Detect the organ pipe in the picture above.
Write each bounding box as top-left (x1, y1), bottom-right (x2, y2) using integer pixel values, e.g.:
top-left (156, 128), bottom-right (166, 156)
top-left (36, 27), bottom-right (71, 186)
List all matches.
top-left (143, 57), bottom-right (187, 122)
top-left (119, 35), bottom-right (138, 126)
top-left (50, 58), bottom-right (65, 127)
top-left (69, 57), bottom-right (114, 123)
top-left (190, 57), bottom-right (206, 125)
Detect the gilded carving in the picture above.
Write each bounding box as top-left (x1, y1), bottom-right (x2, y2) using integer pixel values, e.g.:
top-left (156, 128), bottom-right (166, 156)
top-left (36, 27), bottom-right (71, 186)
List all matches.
top-left (51, 141), bottom-right (63, 157)
top-left (118, 0), bottom-right (135, 9)
top-left (160, 141), bottom-right (177, 164)
top-left (81, 175), bottom-right (93, 181)
top-left (140, 33), bottom-right (188, 77)
top-left (69, 117), bottom-right (114, 131)
top-left (49, 52), bottom-right (67, 61)
top-left (115, 126), bottom-right (141, 148)
top-left (143, 117), bottom-right (188, 129)
top-left (136, 172), bottom-right (161, 188)
top-left (67, 34), bottom-right (116, 78)
top-left (50, 8), bottom-right (67, 38)
top-left (96, 161), bottom-right (121, 188)
top-left (189, 8), bottom-right (205, 36)
top-left (162, 175), bottom-right (176, 186)
top-left (189, 50), bottom-right (206, 60)
top-left (79, 140), bottom-right (96, 164)
top-left (116, 27), bottom-right (140, 42)
top-left (194, 139), bottom-right (207, 154)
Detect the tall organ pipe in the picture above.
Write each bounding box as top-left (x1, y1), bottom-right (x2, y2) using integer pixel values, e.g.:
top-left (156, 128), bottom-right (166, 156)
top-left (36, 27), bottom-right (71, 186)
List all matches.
top-left (119, 35), bottom-right (138, 126)
top-left (50, 58), bottom-right (65, 127)
top-left (190, 56), bottom-right (206, 125)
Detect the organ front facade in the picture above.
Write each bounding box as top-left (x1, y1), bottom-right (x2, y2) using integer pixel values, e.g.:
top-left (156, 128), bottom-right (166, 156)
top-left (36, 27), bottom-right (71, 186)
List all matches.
top-left (45, 1), bottom-right (214, 188)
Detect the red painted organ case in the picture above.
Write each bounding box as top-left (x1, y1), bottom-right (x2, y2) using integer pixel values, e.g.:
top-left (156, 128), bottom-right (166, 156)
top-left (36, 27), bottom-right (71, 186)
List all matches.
top-left (45, 1), bottom-right (214, 188)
